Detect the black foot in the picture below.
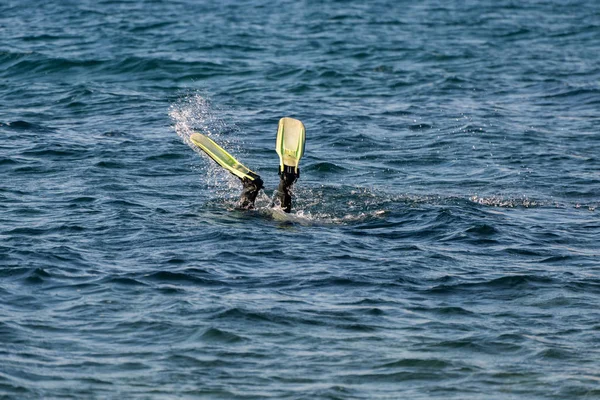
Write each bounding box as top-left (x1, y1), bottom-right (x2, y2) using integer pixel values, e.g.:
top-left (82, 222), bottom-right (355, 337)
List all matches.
top-left (275, 166), bottom-right (299, 213)
top-left (238, 176), bottom-right (264, 209)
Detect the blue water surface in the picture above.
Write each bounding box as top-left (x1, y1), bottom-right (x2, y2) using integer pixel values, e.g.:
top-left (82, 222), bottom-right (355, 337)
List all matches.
top-left (1, 0), bottom-right (599, 398)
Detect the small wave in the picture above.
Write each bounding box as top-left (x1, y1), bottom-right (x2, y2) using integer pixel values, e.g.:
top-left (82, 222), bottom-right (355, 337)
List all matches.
top-left (434, 306), bottom-right (476, 316)
top-left (534, 348), bottom-right (573, 360)
top-left (102, 130), bottom-right (129, 138)
top-left (465, 224), bottom-right (499, 236)
top-left (6, 227), bottom-right (49, 236)
top-left (114, 56), bottom-right (183, 74)
top-left (328, 133), bottom-right (385, 150)
top-left (408, 123), bottom-right (433, 131)
top-left (481, 275), bottom-right (557, 288)
top-left (23, 268), bottom-right (51, 285)
top-left (376, 358), bottom-right (452, 369)
top-left (95, 160), bottom-right (125, 169)
top-left (212, 307), bottom-right (283, 324)
top-left (299, 276), bottom-right (364, 288)
top-left (166, 258), bottom-right (186, 265)
top-left (1, 120), bottom-right (53, 132)
top-left (129, 21), bottom-right (175, 33)
top-left (340, 370), bottom-right (444, 383)
top-left (538, 255), bottom-right (573, 264)
top-left (143, 270), bottom-right (219, 286)
top-left (495, 27), bottom-right (532, 39)
top-left (565, 279), bottom-right (600, 294)
top-left (0, 159), bottom-right (19, 167)
top-left (21, 33), bottom-right (69, 42)
top-left (200, 327), bottom-right (246, 343)
top-left (144, 152), bottom-right (187, 161)
top-left (22, 147), bottom-right (86, 158)
top-left (3, 52), bottom-right (104, 77)
top-left (427, 275), bottom-right (557, 294)
top-left (542, 87), bottom-right (600, 100)
top-left (335, 323), bottom-right (378, 332)
top-left (103, 276), bottom-right (147, 287)
top-left (68, 196), bottom-right (97, 204)
top-left (505, 247), bottom-right (544, 257)
top-left (4, 120), bottom-right (34, 129)
top-left (305, 162), bottom-right (346, 173)
top-left (102, 199), bottom-right (144, 208)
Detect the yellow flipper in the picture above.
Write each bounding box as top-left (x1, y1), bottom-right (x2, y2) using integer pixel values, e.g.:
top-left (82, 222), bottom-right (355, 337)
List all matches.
top-left (276, 117), bottom-right (305, 174)
top-left (190, 133), bottom-right (260, 181)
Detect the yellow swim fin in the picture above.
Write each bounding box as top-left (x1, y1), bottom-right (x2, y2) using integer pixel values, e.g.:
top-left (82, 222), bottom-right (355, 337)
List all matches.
top-left (190, 133), bottom-right (260, 182)
top-left (275, 117), bottom-right (305, 175)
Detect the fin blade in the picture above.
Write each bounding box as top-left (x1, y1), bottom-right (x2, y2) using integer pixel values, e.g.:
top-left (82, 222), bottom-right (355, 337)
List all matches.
top-left (190, 133), bottom-right (259, 181)
top-left (276, 117), bottom-right (305, 173)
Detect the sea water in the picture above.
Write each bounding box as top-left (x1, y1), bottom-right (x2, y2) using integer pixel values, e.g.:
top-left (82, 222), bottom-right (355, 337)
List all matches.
top-left (1, 0), bottom-right (599, 398)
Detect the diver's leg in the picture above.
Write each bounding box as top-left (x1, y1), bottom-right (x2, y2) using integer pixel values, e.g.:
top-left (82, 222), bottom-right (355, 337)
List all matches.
top-left (238, 176), bottom-right (264, 209)
top-left (276, 166), bottom-right (299, 213)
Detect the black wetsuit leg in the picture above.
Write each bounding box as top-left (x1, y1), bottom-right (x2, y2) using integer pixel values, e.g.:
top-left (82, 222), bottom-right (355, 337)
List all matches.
top-left (276, 166), bottom-right (299, 213)
top-left (238, 176), bottom-right (264, 209)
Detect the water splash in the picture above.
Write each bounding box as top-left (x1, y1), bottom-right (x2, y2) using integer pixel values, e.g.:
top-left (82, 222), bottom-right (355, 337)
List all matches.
top-left (169, 93), bottom-right (243, 199)
top-left (169, 95), bottom-right (392, 223)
